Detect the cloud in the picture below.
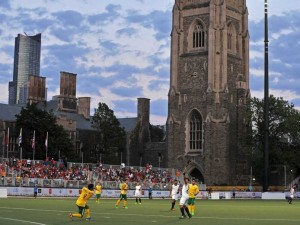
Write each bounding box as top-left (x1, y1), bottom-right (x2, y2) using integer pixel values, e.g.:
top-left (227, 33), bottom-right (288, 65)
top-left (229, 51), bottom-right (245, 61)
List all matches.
top-left (1, 0), bottom-right (300, 126)
top-left (116, 28), bottom-right (138, 38)
top-left (125, 9), bottom-right (171, 40)
top-left (52, 10), bottom-right (84, 27)
top-left (251, 89), bottom-right (300, 103)
top-left (0, 1), bottom-right (10, 9)
top-left (87, 4), bottom-right (121, 25)
top-left (110, 86), bottom-right (143, 98)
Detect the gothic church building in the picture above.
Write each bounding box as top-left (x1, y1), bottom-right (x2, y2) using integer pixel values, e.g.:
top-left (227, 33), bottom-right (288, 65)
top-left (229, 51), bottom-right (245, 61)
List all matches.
top-left (167, 0), bottom-right (250, 185)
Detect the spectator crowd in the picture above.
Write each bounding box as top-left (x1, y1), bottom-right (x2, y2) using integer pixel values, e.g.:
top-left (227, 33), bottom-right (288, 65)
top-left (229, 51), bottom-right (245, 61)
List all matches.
top-left (1, 157), bottom-right (174, 186)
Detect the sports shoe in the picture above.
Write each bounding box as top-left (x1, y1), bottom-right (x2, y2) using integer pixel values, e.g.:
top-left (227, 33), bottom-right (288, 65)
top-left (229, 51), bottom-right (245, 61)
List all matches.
top-left (179, 215), bottom-right (186, 219)
top-left (86, 217), bottom-right (94, 221)
top-left (138, 203), bottom-right (142, 205)
top-left (191, 212), bottom-right (194, 216)
top-left (123, 206), bottom-right (128, 209)
top-left (171, 208), bottom-right (175, 211)
top-left (115, 205), bottom-right (118, 208)
top-left (68, 213), bottom-right (73, 221)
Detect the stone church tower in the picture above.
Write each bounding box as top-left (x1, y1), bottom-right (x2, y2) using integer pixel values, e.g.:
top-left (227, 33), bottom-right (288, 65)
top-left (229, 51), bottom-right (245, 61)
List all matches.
top-left (167, 0), bottom-right (250, 185)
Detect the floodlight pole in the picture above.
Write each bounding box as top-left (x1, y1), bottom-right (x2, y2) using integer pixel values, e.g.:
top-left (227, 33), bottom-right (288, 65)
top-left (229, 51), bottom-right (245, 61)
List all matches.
top-left (263, 0), bottom-right (269, 192)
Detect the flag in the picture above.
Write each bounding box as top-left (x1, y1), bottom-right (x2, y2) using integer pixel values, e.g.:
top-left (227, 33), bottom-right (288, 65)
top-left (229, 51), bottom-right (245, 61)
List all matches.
top-left (45, 132), bottom-right (48, 150)
top-left (32, 130), bottom-right (35, 149)
top-left (5, 127), bottom-right (9, 146)
top-left (18, 128), bottom-right (22, 147)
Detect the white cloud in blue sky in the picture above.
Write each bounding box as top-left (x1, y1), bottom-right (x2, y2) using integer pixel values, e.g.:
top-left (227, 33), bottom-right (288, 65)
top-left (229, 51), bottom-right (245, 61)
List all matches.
top-left (1, 0), bottom-right (300, 124)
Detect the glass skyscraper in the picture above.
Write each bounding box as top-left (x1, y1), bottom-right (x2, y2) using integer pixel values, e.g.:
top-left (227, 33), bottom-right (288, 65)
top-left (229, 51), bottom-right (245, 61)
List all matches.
top-left (9, 33), bottom-right (41, 104)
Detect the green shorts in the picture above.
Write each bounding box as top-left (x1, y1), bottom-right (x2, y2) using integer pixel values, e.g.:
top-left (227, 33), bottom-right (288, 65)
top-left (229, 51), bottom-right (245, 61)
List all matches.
top-left (119, 194), bottom-right (127, 200)
top-left (188, 198), bottom-right (195, 205)
top-left (96, 194), bottom-right (101, 198)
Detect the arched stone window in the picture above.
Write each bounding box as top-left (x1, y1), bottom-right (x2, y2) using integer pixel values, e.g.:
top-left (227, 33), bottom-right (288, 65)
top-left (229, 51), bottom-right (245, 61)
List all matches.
top-left (188, 20), bottom-right (206, 51)
top-left (227, 23), bottom-right (237, 53)
top-left (189, 110), bottom-right (203, 150)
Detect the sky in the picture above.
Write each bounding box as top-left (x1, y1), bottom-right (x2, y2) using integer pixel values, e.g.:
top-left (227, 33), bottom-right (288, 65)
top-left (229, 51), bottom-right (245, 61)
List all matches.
top-left (1, 0), bottom-right (300, 125)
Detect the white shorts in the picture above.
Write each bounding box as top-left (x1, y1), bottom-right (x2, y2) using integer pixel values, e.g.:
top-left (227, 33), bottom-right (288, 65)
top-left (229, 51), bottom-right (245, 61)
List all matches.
top-left (135, 191), bottom-right (141, 197)
top-left (172, 194), bottom-right (178, 200)
top-left (179, 196), bottom-right (188, 206)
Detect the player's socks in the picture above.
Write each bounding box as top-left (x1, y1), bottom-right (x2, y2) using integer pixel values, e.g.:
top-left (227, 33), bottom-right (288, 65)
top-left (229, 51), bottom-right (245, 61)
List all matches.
top-left (180, 207), bottom-right (185, 216)
top-left (184, 206), bottom-right (192, 218)
top-left (192, 205), bottom-right (195, 215)
top-left (72, 213), bottom-right (82, 218)
top-left (139, 198), bottom-right (141, 204)
top-left (85, 209), bottom-right (91, 218)
top-left (116, 199), bottom-right (121, 206)
top-left (123, 200), bottom-right (127, 207)
top-left (171, 201), bottom-right (175, 209)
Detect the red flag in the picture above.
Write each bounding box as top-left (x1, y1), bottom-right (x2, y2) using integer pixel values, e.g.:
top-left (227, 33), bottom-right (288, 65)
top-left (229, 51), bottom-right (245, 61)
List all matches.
top-left (45, 132), bottom-right (48, 150)
top-left (32, 130), bottom-right (35, 149)
top-left (5, 127), bottom-right (9, 146)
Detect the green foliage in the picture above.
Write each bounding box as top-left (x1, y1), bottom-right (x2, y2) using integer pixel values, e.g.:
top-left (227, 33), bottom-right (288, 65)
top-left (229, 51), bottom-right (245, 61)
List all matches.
top-left (150, 124), bottom-right (165, 142)
top-left (92, 102), bottom-right (126, 164)
top-left (15, 103), bottom-right (74, 160)
top-left (249, 95), bottom-right (300, 182)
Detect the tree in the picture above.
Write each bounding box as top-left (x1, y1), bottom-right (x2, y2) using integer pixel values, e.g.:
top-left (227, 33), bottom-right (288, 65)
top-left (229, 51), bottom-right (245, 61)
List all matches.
top-left (15, 103), bottom-right (74, 161)
top-left (249, 95), bottom-right (300, 184)
top-left (150, 125), bottom-right (165, 142)
top-left (92, 103), bottom-right (126, 164)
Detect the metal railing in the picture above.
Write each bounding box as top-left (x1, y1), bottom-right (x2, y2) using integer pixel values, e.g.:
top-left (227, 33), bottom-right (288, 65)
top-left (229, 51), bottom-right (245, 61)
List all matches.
top-left (0, 177), bottom-right (208, 191)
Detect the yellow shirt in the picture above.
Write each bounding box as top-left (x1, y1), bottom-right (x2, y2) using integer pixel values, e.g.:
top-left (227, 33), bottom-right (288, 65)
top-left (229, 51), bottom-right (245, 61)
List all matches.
top-left (188, 184), bottom-right (199, 198)
top-left (76, 187), bottom-right (94, 207)
top-left (120, 183), bottom-right (128, 195)
top-left (95, 185), bottom-right (102, 194)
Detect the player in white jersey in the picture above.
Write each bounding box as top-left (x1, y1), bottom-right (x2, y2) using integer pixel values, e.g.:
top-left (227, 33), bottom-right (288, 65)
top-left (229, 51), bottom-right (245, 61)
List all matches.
top-left (179, 176), bottom-right (192, 219)
top-left (170, 180), bottom-right (179, 211)
top-left (135, 182), bottom-right (142, 204)
top-left (170, 179), bottom-right (180, 211)
top-left (288, 185), bottom-right (296, 204)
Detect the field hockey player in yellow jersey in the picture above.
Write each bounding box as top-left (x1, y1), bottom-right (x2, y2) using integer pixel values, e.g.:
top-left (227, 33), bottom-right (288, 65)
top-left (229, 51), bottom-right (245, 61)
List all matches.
top-left (69, 184), bottom-right (95, 221)
top-left (95, 181), bottom-right (102, 204)
top-left (187, 179), bottom-right (199, 216)
top-left (115, 179), bottom-right (129, 209)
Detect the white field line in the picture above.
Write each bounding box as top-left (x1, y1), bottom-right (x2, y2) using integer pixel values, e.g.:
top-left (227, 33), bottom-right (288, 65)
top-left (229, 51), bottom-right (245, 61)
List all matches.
top-left (0, 206), bottom-right (299, 223)
top-left (0, 216), bottom-right (46, 225)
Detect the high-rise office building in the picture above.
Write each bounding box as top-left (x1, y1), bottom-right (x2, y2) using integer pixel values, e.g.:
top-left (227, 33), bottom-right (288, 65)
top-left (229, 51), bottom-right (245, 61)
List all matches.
top-left (9, 33), bottom-right (41, 104)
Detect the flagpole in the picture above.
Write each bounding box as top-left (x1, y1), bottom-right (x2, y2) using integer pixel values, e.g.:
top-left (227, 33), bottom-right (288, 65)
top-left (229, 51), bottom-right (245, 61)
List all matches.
top-left (2, 131), bottom-right (5, 158)
top-left (20, 146), bottom-right (22, 160)
top-left (32, 130), bottom-right (36, 161)
top-left (6, 127), bottom-right (9, 159)
top-left (263, 0), bottom-right (269, 193)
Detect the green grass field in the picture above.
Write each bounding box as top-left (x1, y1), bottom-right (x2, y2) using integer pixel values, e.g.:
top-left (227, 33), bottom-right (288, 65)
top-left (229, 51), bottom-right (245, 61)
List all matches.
top-left (0, 198), bottom-right (299, 225)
